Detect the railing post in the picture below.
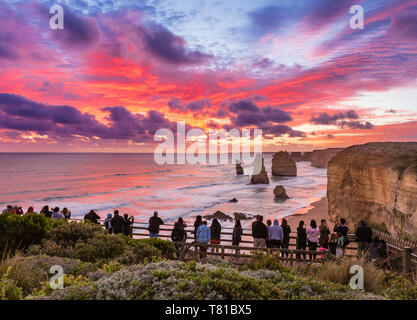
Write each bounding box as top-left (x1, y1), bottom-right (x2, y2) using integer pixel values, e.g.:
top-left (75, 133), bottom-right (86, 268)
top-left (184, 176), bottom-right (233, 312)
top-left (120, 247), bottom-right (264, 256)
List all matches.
top-left (290, 251), bottom-right (294, 267)
top-left (221, 245), bottom-right (225, 260)
top-left (402, 247), bottom-right (412, 274)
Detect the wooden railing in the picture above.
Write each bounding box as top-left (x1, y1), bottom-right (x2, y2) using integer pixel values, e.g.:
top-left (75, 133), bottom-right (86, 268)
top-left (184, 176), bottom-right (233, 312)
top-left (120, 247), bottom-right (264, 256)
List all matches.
top-left (70, 218), bottom-right (416, 272)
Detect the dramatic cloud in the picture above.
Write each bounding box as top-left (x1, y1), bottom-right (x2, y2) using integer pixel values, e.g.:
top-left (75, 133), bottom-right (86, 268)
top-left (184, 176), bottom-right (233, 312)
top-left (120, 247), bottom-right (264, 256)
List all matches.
top-left (168, 98), bottom-right (211, 113)
top-left (339, 120), bottom-right (374, 130)
top-left (310, 110), bottom-right (373, 130)
top-left (139, 24), bottom-right (212, 64)
top-left (0, 93), bottom-right (181, 142)
top-left (227, 100), bottom-right (292, 127)
top-left (0, 0), bottom-right (416, 151)
top-left (388, 12), bottom-right (417, 42)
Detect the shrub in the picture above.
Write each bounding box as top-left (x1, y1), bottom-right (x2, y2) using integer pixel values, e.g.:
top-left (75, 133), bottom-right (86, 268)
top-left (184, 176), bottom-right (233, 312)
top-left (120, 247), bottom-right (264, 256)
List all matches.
top-left (132, 238), bottom-right (175, 259)
top-left (311, 258), bottom-right (386, 293)
top-left (47, 222), bottom-right (104, 247)
top-left (0, 254), bottom-right (96, 296)
top-left (74, 234), bottom-right (127, 263)
top-left (0, 267), bottom-right (23, 300)
top-left (241, 251), bottom-right (288, 273)
top-left (384, 274), bottom-right (417, 299)
top-left (0, 213), bottom-right (63, 254)
top-left (26, 239), bottom-right (76, 258)
top-left (90, 261), bottom-right (379, 300)
top-left (32, 274), bottom-right (93, 298)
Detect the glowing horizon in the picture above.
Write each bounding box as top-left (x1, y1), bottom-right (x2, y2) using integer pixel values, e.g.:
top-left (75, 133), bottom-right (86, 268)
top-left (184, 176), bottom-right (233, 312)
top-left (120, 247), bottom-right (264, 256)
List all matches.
top-left (0, 0), bottom-right (416, 153)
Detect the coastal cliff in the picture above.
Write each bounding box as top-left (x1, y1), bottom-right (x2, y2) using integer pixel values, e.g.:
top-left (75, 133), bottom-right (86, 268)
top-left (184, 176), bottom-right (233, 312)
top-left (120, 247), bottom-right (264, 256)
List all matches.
top-left (327, 142), bottom-right (417, 238)
top-left (311, 148), bottom-right (344, 168)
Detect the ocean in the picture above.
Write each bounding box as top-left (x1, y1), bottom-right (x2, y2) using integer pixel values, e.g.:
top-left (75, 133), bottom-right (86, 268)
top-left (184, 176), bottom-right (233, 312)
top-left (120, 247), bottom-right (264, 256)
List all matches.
top-left (0, 153), bottom-right (326, 228)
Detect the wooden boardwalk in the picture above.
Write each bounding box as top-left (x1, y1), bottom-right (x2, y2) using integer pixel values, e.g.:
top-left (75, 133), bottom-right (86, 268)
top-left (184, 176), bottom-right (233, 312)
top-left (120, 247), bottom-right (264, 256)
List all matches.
top-left (71, 218), bottom-right (417, 272)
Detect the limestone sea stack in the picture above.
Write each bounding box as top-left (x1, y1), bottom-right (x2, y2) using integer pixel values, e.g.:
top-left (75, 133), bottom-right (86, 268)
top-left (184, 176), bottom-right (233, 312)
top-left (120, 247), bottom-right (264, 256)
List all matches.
top-left (236, 161), bottom-right (244, 175)
top-left (311, 148), bottom-right (343, 168)
top-left (250, 154), bottom-right (269, 184)
top-left (291, 152), bottom-right (313, 162)
top-left (274, 185), bottom-right (289, 200)
top-left (327, 142), bottom-right (417, 238)
top-left (271, 151), bottom-right (297, 176)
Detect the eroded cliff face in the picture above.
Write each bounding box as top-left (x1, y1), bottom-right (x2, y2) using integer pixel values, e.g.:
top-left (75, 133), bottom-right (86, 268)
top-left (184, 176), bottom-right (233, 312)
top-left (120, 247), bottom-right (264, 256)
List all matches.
top-left (311, 148), bottom-right (344, 168)
top-left (327, 142), bottom-right (417, 238)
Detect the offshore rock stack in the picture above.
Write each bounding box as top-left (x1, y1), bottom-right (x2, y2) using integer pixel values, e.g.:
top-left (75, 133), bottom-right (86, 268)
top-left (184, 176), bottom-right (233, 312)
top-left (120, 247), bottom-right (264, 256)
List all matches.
top-left (250, 154), bottom-right (269, 184)
top-left (271, 151), bottom-right (297, 176)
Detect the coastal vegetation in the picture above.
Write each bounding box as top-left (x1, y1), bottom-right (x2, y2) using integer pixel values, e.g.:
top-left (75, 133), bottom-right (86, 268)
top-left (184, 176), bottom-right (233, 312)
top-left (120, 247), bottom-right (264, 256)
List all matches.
top-left (1, 221), bottom-right (416, 300)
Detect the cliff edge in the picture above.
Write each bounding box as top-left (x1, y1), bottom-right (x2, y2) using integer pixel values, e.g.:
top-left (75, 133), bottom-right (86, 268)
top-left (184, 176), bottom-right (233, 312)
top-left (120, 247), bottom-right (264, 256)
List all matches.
top-left (327, 142), bottom-right (417, 239)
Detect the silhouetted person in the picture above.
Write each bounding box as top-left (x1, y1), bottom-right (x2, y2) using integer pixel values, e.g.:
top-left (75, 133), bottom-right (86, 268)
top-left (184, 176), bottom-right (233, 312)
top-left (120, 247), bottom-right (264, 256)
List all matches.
top-left (84, 210), bottom-right (100, 224)
top-left (40, 205), bottom-right (52, 218)
top-left (123, 214), bottom-right (134, 237)
top-left (210, 218), bottom-right (221, 253)
top-left (51, 207), bottom-right (64, 221)
top-left (193, 215), bottom-right (202, 240)
top-left (356, 220), bottom-right (372, 259)
top-left (252, 215), bottom-right (268, 248)
top-left (148, 211), bottom-right (164, 238)
top-left (281, 218), bottom-right (291, 257)
top-left (266, 219), bottom-right (272, 248)
top-left (232, 219), bottom-right (243, 254)
top-left (307, 219), bottom-right (319, 260)
top-left (111, 210), bottom-right (125, 234)
top-left (62, 208), bottom-right (71, 220)
top-left (196, 221), bottom-right (211, 259)
top-left (104, 213), bottom-right (113, 234)
top-left (319, 219), bottom-right (330, 249)
top-left (269, 219), bottom-right (283, 249)
top-left (333, 218), bottom-right (349, 247)
top-left (296, 220), bottom-right (307, 259)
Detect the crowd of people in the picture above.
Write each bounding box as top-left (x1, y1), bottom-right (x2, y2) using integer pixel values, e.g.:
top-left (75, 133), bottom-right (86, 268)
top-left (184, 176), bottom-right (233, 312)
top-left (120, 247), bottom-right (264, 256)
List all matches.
top-left (150, 214), bottom-right (388, 264)
top-left (2, 205), bottom-right (72, 220)
top-left (2, 204), bottom-right (389, 264)
top-left (1, 205), bottom-right (134, 237)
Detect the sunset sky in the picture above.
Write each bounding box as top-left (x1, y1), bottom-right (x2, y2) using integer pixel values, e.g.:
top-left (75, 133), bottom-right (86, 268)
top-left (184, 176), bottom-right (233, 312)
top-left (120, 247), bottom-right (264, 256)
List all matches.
top-left (0, 0), bottom-right (416, 152)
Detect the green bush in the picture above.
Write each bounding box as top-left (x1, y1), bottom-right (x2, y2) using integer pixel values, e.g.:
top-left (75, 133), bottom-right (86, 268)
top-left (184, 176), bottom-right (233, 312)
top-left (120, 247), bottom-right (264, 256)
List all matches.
top-left (0, 254), bottom-right (97, 296)
top-left (0, 213), bottom-right (63, 254)
top-left (74, 234), bottom-right (127, 263)
top-left (309, 258), bottom-right (386, 293)
top-left (242, 251), bottom-right (288, 273)
top-left (32, 274), bottom-right (94, 298)
top-left (47, 222), bottom-right (104, 247)
top-left (384, 274), bottom-right (417, 299)
top-left (0, 267), bottom-right (23, 300)
top-left (133, 238), bottom-right (175, 259)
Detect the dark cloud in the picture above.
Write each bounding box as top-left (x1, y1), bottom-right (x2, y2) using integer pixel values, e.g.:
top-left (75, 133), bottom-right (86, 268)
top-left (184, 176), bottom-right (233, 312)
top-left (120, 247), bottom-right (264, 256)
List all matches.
top-left (385, 109), bottom-right (397, 114)
top-left (46, 5), bottom-right (101, 50)
top-left (228, 100), bottom-right (259, 113)
top-left (310, 109), bottom-right (373, 130)
top-left (310, 110), bottom-right (358, 125)
top-left (168, 98), bottom-right (211, 113)
top-left (339, 120), bottom-right (374, 130)
top-left (263, 124), bottom-right (306, 138)
top-left (247, 5), bottom-right (304, 36)
top-left (227, 99), bottom-right (292, 127)
top-left (305, 0), bottom-right (358, 30)
top-left (388, 12), bottom-right (417, 42)
top-left (0, 93), bottom-right (183, 142)
top-left (139, 24), bottom-right (212, 64)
